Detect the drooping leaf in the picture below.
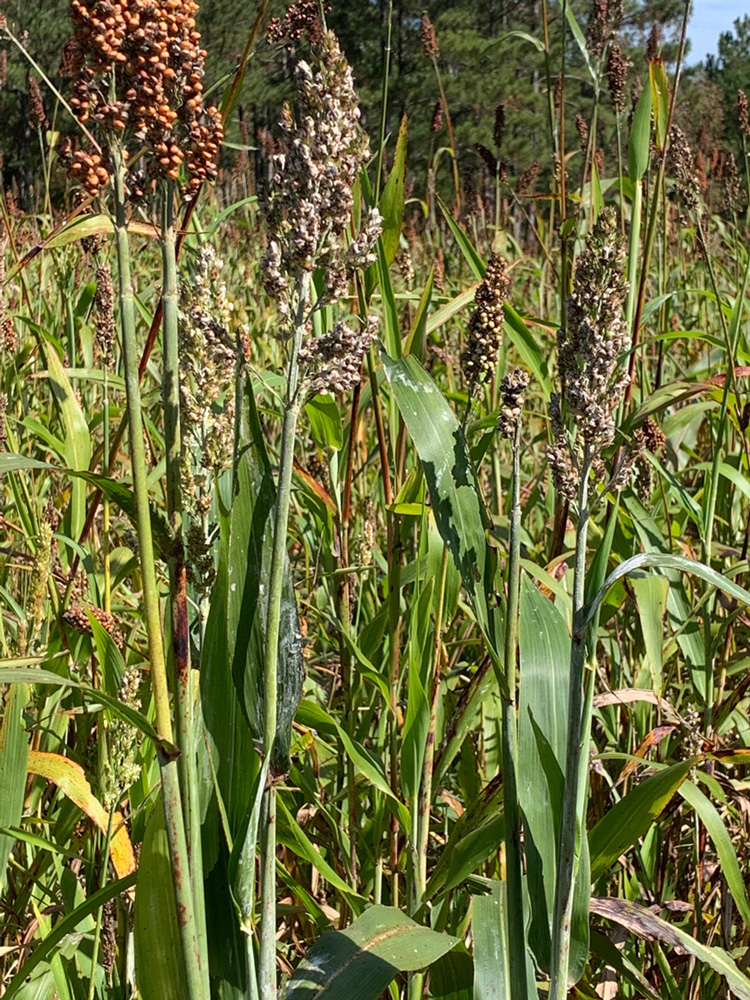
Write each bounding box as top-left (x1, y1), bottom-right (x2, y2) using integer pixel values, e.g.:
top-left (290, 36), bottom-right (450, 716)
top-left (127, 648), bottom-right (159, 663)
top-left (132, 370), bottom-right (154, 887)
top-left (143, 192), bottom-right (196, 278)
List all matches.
top-left (679, 779), bottom-right (750, 930)
top-left (579, 552), bottom-right (750, 639)
top-left (283, 905), bottom-right (458, 1000)
top-left (589, 758), bottom-right (695, 882)
top-left (436, 195), bottom-right (486, 279)
top-left (502, 305), bottom-right (552, 400)
top-left (2, 872), bottom-right (137, 1000)
top-left (69, 470), bottom-right (174, 561)
top-left (591, 896), bottom-right (750, 1000)
top-left (26, 751), bottom-right (136, 880)
top-left (426, 776), bottom-right (503, 901)
top-left (0, 666), bottom-right (175, 756)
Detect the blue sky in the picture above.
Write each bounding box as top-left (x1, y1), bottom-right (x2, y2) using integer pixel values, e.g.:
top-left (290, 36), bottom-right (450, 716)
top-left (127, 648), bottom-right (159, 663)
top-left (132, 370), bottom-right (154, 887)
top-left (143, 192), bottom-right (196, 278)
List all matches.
top-left (687, 0), bottom-right (747, 63)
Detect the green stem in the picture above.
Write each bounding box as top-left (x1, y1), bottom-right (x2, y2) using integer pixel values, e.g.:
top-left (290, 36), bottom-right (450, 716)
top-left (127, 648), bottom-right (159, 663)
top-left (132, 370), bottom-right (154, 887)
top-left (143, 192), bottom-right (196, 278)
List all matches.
top-left (432, 57), bottom-right (461, 216)
top-left (549, 449), bottom-right (591, 1000)
top-left (258, 269), bottom-right (311, 1000)
top-left (160, 181), bottom-right (209, 985)
top-left (501, 417), bottom-right (528, 999)
top-left (374, 0), bottom-right (393, 203)
top-left (87, 804), bottom-right (115, 1000)
top-left (112, 148), bottom-right (205, 1000)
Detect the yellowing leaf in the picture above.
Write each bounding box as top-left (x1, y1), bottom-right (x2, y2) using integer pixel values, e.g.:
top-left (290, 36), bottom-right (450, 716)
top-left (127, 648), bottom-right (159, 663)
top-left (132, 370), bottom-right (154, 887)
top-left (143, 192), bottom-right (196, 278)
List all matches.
top-left (27, 751), bottom-right (136, 881)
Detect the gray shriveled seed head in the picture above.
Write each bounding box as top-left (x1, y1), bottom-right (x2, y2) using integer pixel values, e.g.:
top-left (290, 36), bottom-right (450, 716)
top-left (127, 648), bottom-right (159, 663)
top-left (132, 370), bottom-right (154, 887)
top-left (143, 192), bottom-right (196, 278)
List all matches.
top-left (548, 207), bottom-right (630, 501)
top-left (260, 29), bottom-right (381, 396)
top-left (498, 367), bottom-right (530, 438)
top-left (260, 30), bottom-right (381, 321)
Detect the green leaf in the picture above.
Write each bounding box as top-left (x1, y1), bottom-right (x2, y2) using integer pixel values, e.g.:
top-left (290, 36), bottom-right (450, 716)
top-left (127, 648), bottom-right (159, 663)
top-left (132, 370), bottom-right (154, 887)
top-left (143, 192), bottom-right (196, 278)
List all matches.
top-left (631, 575), bottom-right (669, 693)
top-left (628, 85), bottom-right (653, 182)
top-left (379, 114), bottom-right (408, 268)
top-left (518, 579), bottom-right (590, 980)
top-left (589, 759), bottom-right (695, 882)
top-left (426, 776), bottom-right (503, 901)
top-left (679, 779), bottom-right (750, 929)
top-left (44, 346), bottom-right (91, 542)
top-left (2, 871), bottom-right (137, 999)
top-left (0, 684), bottom-right (30, 895)
top-left (591, 896), bottom-right (750, 1000)
top-left (436, 196), bottom-right (486, 280)
top-left (502, 305), bottom-right (552, 400)
top-left (86, 611), bottom-right (126, 700)
top-left (284, 905), bottom-right (458, 1000)
top-left (0, 455), bottom-right (54, 474)
top-left (429, 948), bottom-right (473, 1000)
top-left (564, 5), bottom-right (595, 80)
top-left (579, 552), bottom-right (750, 639)
top-left (382, 352), bottom-right (493, 649)
top-left (591, 157), bottom-right (604, 220)
top-left (0, 666), bottom-right (175, 756)
top-left (134, 800), bottom-right (189, 1000)
top-left (306, 394), bottom-right (343, 451)
top-left (472, 880), bottom-right (509, 1000)
top-left (227, 383), bottom-right (304, 775)
top-left (404, 267), bottom-right (434, 360)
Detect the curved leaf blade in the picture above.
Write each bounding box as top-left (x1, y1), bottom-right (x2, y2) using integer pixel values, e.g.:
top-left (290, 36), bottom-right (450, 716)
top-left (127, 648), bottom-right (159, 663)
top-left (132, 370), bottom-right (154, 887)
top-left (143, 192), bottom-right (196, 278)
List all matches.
top-left (284, 905), bottom-right (458, 1000)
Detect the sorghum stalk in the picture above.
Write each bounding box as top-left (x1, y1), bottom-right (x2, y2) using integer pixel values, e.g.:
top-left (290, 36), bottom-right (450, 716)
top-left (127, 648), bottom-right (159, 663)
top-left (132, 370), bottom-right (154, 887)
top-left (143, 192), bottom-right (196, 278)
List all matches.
top-left (160, 180), bottom-right (209, 973)
top-left (549, 446), bottom-right (591, 1000)
top-left (258, 270), bottom-right (311, 1000)
top-left (374, 0), bottom-right (393, 202)
top-left (408, 544), bottom-right (449, 1000)
top-left (112, 146), bottom-right (206, 1000)
top-left (547, 208), bottom-right (630, 999)
top-left (501, 413), bottom-right (529, 999)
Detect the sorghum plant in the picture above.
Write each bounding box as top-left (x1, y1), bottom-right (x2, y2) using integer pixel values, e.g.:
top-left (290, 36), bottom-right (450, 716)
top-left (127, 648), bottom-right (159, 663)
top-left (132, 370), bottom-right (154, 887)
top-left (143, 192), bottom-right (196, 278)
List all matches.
top-left (258, 24), bottom-right (381, 999)
top-left (548, 206), bottom-right (631, 1000)
top-left (59, 2), bottom-right (225, 996)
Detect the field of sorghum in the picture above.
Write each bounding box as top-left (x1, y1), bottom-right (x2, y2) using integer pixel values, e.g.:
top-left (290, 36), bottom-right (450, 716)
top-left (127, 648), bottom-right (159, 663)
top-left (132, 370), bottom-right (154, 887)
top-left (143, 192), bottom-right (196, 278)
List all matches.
top-left (2, 0), bottom-right (750, 998)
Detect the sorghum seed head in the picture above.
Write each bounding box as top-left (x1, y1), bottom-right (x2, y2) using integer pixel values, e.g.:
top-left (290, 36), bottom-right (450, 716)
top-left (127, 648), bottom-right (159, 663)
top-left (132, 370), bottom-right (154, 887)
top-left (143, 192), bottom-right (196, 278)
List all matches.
top-left (647, 24), bottom-right (660, 61)
top-left (461, 254), bottom-right (511, 394)
top-left (493, 103), bottom-right (505, 150)
top-left (607, 45), bottom-right (628, 114)
top-left (299, 315), bottom-right (378, 397)
top-left (667, 125), bottom-right (700, 214)
top-left (738, 90), bottom-right (750, 138)
top-left (586, 0), bottom-right (609, 59)
top-left (430, 99), bottom-right (443, 133)
top-left (498, 367), bottom-right (530, 438)
top-left (64, 0), bottom-right (222, 199)
top-left (260, 30), bottom-right (380, 315)
top-left (94, 263), bottom-right (116, 369)
top-left (516, 160), bottom-right (539, 196)
top-left (548, 206), bottom-right (630, 498)
top-left (575, 113), bottom-right (589, 149)
top-left (474, 143), bottom-right (497, 174)
top-left (420, 14), bottom-right (439, 59)
top-left (28, 77), bottom-right (47, 130)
